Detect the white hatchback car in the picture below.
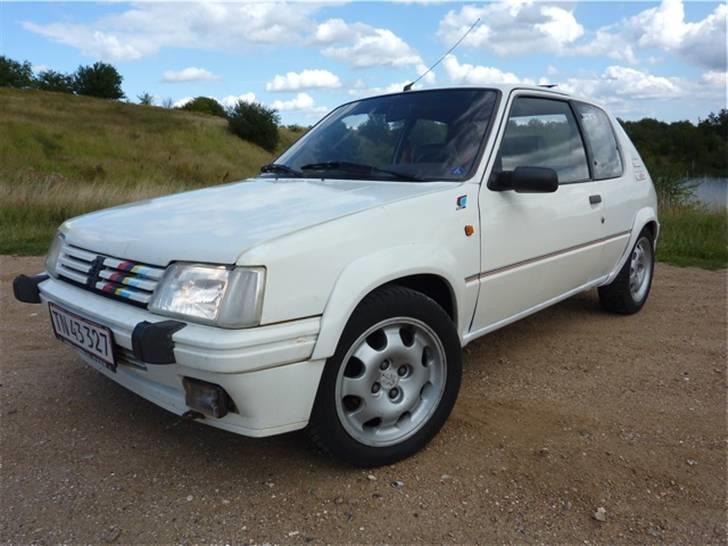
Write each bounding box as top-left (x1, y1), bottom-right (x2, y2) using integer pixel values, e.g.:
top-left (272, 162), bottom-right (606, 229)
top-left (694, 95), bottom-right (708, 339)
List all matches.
top-left (15, 85), bottom-right (658, 467)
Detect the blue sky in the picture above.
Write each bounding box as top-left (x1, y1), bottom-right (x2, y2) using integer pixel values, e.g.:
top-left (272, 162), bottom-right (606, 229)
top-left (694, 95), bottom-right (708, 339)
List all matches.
top-left (2, 1), bottom-right (726, 124)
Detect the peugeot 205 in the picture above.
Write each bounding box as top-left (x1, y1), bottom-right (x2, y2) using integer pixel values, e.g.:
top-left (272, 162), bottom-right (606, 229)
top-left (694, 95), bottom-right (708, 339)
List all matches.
top-left (14, 85), bottom-right (658, 466)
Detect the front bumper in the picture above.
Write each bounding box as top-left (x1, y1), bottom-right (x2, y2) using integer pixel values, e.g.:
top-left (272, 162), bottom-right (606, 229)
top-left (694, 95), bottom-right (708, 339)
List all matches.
top-left (17, 274), bottom-right (325, 437)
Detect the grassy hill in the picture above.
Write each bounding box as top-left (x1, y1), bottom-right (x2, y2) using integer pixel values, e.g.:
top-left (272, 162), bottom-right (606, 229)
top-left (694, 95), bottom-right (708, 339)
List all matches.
top-left (0, 88), bottom-right (303, 254)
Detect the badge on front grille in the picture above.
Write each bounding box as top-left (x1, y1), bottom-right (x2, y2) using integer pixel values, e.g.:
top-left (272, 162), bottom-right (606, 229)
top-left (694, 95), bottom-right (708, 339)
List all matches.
top-left (87, 256), bottom-right (105, 288)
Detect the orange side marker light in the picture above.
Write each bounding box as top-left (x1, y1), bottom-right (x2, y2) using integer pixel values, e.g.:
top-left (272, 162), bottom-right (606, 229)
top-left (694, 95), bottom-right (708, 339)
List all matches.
top-left (464, 225), bottom-right (475, 237)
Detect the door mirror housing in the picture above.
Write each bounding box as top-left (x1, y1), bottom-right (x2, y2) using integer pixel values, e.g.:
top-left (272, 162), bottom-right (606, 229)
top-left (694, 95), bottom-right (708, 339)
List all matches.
top-left (489, 166), bottom-right (559, 193)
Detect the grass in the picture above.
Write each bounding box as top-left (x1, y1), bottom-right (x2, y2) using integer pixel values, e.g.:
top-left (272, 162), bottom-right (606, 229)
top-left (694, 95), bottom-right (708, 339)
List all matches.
top-left (0, 88), bottom-right (303, 254)
top-left (655, 205), bottom-right (727, 270)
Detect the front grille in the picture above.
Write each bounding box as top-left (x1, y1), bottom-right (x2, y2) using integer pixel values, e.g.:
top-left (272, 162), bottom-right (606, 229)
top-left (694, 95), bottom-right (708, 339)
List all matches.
top-left (57, 243), bottom-right (166, 307)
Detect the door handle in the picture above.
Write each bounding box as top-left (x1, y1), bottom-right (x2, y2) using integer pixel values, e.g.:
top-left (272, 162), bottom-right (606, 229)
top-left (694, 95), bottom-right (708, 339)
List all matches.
top-left (589, 194), bottom-right (602, 204)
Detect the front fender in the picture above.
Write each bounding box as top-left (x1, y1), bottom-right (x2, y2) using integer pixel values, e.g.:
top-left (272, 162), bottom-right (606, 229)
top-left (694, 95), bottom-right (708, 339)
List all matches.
top-left (311, 244), bottom-right (471, 360)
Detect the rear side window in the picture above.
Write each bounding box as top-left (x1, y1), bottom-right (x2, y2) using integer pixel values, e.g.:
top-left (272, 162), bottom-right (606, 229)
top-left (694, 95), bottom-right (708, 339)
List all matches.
top-left (494, 97), bottom-right (589, 184)
top-left (574, 103), bottom-right (623, 179)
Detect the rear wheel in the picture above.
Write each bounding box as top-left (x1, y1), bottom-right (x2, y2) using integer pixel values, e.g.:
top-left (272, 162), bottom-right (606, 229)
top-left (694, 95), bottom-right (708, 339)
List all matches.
top-left (598, 230), bottom-right (655, 314)
top-left (308, 285), bottom-right (462, 467)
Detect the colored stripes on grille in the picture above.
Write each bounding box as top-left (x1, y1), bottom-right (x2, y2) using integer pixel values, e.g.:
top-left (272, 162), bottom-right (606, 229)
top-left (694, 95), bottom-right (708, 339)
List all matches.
top-left (56, 244), bottom-right (165, 306)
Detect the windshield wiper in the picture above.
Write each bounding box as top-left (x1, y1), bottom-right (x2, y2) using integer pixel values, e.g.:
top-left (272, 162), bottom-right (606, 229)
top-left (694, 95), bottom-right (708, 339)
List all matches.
top-left (300, 161), bottom-right (422, 181)
top-left (260, 163), bottom-right (302, 178)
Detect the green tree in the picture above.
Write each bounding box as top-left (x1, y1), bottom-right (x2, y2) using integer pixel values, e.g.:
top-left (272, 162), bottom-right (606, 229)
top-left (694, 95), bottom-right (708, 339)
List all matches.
top-left (699, 109), bottom-right (728, 140)
top-left (137, 92), bottom-right (154, 106)
top-left (179, 96), bottom-right (226, 117)
top-left (35, 70), bottom-right (74, 93)
top-left (227, 101), bottom-right (280, 151)
top-left (73, 62), bottom-right (125, 99)
top-left (0, 56), bottom-right (34, 88)
top-left (621, 112), bottom-right (727, 179)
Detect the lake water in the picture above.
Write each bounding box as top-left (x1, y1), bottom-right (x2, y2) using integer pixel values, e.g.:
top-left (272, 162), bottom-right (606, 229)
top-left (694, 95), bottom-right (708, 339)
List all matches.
top-left (687, 178), bottom-right (727, 209)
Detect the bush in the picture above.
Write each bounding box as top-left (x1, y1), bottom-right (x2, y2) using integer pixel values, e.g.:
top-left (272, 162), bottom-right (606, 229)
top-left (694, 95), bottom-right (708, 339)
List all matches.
top-left (227, 101), bottom-right (280, 151)
top-left (73, 62), bottom-right (124, 99)
top-left (35, 70), bottom-right (74, 93)
top-left (180, 96), bottom-right (226, 117)
top-left (137, 92), bottom-right (154, 106)
top-left (0, 56), bottom-right (34, 88)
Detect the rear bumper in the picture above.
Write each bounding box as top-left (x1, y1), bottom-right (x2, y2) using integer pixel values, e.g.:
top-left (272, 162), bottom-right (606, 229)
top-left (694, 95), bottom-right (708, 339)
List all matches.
top-left (22, 275), bottom-right (326, 437)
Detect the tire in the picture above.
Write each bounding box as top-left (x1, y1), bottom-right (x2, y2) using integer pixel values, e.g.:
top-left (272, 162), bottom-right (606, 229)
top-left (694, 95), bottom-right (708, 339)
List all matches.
top-left (598, 229), bottom-right (655, 314)
top-left (308, 285), bottom-right (462, 467)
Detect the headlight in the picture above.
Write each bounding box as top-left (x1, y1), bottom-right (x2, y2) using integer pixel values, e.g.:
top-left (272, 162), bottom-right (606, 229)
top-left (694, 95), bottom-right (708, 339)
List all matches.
top-left (149, 264), bottom-right (265, 328)
top-left (45, 232), bottom-right (65, 278)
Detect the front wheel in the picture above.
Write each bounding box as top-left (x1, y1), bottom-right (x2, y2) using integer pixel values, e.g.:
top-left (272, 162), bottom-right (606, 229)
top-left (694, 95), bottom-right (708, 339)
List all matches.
top-left (598, 230), bottom-right (655, 314)
top-left (308, 285), bottom-right (462, 467)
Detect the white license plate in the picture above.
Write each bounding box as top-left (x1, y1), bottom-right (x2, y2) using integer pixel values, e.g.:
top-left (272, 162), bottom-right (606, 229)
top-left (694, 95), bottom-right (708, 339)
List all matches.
top-left (48, 302), bottom-right (116, 370)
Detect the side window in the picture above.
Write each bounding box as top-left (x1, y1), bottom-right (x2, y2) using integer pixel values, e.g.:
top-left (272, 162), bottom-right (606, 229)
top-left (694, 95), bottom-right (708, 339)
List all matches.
top-left (493, 97), bottom-right (589, 184)
top-left (574, 103), bottom-right (623, 179)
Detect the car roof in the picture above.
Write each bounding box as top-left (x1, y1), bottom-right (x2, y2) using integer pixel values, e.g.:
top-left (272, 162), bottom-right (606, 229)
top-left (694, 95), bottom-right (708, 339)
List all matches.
top-left (356, 84), bottom-right (607, 114)
top-left (374, 83), bottom-right (570, 98)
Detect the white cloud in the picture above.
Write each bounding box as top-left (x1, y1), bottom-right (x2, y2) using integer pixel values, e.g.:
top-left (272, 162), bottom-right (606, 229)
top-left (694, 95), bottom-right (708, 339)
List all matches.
top-left (634, 0), bottom-right (726, 69)
top-left (313, 18), bottom-right (350, 44)
top-left (572, 29), bottom-right (639, 64)
top-left (272, 92), bottom-right (312, 110)
top-left (442, 54), bottom-right (532, 86)
top-left (702, 71), bottom-right (727, 88)
top-left (438, 3), bottom-right (584, 57)
top-left (23, 3), bottom-right (316, 61)
top-left (266, 69), bottom-right (341, 92)
top-left (220, 93), bottom-right (257, 109)
top-left (437, 0), bottom-right (726, 71)
top-left (172, 97), bottom-right (193, 108)
top-left (163, 67), bottom-right (220, 83)
top-left (32, 64), bottom-right (49, 74)
top-left (270, 92), bottom-right (328, 116)
top-left (317, 19), bottom-right (422, 68)
top-left (560, 66), bottom-right (682, 106)
top-left (579, 0), bottom-right (727, 70)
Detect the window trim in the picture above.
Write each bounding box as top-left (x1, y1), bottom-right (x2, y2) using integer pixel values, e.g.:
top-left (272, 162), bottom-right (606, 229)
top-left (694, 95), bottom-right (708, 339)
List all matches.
top-left (487, 94), bottom-right (593, 188)
top-left (570, 100), bottom-right (625, 181)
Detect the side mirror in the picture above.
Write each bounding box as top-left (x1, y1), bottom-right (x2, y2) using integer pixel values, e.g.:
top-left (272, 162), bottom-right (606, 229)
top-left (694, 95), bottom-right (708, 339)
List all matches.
top-left (490, 166), bottom-right (559, 193)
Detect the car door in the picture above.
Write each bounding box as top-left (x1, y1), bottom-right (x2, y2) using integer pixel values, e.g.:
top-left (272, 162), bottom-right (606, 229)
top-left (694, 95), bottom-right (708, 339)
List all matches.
top-left (469, 93), bottom-right (608, 335)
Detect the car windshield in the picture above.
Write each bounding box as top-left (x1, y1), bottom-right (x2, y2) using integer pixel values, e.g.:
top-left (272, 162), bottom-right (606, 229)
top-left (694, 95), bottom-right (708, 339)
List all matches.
top-left (269, 88), bottom-right (499, 182)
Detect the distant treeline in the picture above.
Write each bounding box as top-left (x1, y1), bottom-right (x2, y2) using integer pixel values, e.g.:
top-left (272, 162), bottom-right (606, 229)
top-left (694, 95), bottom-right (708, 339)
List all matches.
top-left (0, 56), bottom-right (125, 99)
top-left (620, 110), bottom-right (727, 179)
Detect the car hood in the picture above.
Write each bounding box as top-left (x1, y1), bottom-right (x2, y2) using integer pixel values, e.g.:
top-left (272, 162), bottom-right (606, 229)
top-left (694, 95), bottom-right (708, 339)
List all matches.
top-left (62, 177), bottom-right (456, 265)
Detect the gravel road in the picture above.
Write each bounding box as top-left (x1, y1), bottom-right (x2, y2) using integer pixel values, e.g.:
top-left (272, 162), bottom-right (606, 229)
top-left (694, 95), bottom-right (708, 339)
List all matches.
top-left (1, 256), bottom-right (725, 544)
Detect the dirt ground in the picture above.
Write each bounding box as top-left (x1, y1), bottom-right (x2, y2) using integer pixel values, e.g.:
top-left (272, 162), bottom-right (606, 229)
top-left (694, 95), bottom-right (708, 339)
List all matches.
top-left (1, 256), bottom-right (726, 544)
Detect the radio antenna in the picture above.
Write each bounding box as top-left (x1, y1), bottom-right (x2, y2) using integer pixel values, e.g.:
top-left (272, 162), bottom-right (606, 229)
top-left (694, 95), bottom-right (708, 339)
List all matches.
top-left (403, 17), bottom-right (481, 92)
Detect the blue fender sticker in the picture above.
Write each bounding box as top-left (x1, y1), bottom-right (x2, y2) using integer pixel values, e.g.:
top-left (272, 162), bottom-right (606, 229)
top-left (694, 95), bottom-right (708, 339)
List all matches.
top-left (456, 195), bottom-right (468, 210)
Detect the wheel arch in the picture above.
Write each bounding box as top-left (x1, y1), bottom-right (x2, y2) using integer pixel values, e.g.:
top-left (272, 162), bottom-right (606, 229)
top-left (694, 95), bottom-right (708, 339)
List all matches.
top-left (642, 219), bottom-right (658, 244)
top-left (384, 273), bottom-right (457, 323)
top-left (311, 246), bottom-right (469, 361)
top-left (604, 206), bottom-right (659, 285)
